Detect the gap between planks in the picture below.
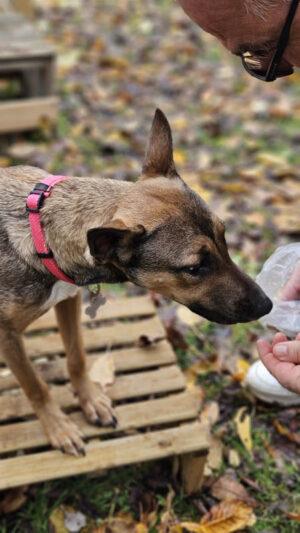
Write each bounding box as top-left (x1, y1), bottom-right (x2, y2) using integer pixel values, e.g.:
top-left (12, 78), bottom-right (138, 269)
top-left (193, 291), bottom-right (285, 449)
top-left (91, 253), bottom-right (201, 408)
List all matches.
top-left (0, 422), bottom-right (210, 490)
top-left (0, 390), bottom-right (201, 454)
top-left (23, 316), bottom-right (165, 362)
top-left (0, 365), bottom-right (186, 421)
top-left (26, 295), bottom-right (156, 333)
top-left (0, 340), bottom-right (175, 392)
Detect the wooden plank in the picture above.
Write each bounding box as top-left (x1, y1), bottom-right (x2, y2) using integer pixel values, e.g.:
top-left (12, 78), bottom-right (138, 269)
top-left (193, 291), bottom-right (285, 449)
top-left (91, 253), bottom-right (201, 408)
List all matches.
top-left (23, 316), bottom-right (165, 361)
top-left (0, 365), bottom-right (185, 420)
top-left (0, 96), bottom-right (58, 133)
top-left (0, 391), bottom-right (200, 454)
top-left (0, 340), bottom-right (175, 392)
top-left (0, 422), bottom-right (210, 490)
top-left (26, 295), bottom-right (156, 333)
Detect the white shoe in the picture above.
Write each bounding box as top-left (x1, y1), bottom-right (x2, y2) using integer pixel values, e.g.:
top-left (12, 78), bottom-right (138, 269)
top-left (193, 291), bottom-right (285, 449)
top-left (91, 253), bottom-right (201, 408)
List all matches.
top-left (245, 360), bottom-right (300, 406)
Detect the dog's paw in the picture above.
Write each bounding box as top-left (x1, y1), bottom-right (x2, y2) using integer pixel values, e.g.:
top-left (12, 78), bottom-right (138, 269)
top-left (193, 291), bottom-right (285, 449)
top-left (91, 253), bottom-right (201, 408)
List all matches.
top-left (75, 378), bottom-right (117, 428)
top-left (37, 402), bottom-right (85, 456)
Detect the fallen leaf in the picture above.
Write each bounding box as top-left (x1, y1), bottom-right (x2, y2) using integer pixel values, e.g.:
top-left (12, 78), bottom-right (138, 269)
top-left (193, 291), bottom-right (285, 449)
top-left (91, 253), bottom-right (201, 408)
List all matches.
top-left (273, 420), bottom-right (300, 445)
top-left (228, 449), bottom-right (241, 468)
top-left (0, 156), bottom-right (10, 167)
top-left (205, 437), bottom-right (223, 476)
top-left (89, 353), bottom-right (115, 390)
top-left (174, 148), bottom-right (187, 165)
top-left (211, 475), bottom-right (257, 507)
top-left (138, 334), bottom-right (163, 347)
top-left (231, 358), bottom-right (250, 383)
top-left (93, 514), bottom-right (137, 533)
top-left (200, 402), bottom-right (220, 427)
top-left (135, 524), bottom-right (149, 533)
top-left (234, 407), bottom-right (253, 454)
top-left (181, 500), bottom-right (256, 532)
top-left (0, 486), bottom-right (28, 514)
top-left (49, 507), bottom-right (68, 533)
top-left (285, 512), bottom-right (300, 522)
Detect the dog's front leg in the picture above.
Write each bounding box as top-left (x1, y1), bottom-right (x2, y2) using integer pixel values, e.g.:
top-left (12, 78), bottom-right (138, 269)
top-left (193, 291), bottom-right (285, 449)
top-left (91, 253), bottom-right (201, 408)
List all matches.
top-left (55, 292), bottom-right (116, 427)
top-left (0, 325), bottom-right (85, 455)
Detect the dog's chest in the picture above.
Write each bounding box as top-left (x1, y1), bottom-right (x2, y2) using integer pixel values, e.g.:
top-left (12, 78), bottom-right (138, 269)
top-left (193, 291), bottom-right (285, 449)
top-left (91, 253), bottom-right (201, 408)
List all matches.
top-left (42, 281), bottom-right (80, 312)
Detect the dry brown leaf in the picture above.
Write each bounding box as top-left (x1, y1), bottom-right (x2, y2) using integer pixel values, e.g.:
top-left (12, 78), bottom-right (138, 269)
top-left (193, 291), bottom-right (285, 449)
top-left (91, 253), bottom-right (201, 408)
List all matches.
top-left (200, 401), bottom-right (220, 427)
top-left (211, 475), bottom-right (257, 507)
top-left (180, 500), bottom-right (256, 532)
top-left (285, 512), bottom-right (300, 522)
top-left (93, 514), bottom-right (137, 533)
top-left (205, 436), bottom-right (223, 476)
top-left (0, 486), bottom-right (28, 514)
top-left (89, 353), bottom-right (115, 390)
top-left (234, 407), bottom-right (253, 454)
top-left (273, 420), bottom-right (300, 445)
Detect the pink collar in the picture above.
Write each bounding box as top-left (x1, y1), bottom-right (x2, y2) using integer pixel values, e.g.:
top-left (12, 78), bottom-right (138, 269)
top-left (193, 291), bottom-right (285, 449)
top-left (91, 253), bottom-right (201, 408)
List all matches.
top-left (26, 175), bottom-right (75, 284)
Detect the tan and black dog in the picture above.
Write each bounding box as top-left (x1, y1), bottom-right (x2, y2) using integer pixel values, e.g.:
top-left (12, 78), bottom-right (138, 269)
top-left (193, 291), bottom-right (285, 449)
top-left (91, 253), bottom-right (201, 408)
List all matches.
top-left (0, 110), bottom-right (272, 455)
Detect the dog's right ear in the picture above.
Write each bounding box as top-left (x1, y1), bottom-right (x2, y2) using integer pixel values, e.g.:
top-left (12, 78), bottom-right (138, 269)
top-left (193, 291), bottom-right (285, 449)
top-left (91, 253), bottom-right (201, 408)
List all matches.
top-left (87, 219), bottom-right (145, 264)
top-left (141, 108), bottom-right (179, 179)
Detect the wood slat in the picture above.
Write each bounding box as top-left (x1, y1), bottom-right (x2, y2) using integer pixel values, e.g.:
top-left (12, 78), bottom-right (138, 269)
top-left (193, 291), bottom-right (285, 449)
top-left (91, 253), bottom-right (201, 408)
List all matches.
top-left (0, 97), bottom-right (58, 134)
top-left (0, 340), bottom-right (175, 392)
top-left (0, 391), bottom-right (200, 454)
top-left (26, 295), bottom-right (156, 333)
top-left (23, 316), bottom-right (165, 361)
top-left (0, 365), bottom-right (185, 420)
top-left (0, 422), bottom-right (210, 490)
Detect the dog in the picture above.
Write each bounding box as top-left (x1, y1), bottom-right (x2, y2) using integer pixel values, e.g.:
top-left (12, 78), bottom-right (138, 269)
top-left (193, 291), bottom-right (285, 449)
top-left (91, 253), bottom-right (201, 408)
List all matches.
top-left (0, 109), bottom-right (272, 455)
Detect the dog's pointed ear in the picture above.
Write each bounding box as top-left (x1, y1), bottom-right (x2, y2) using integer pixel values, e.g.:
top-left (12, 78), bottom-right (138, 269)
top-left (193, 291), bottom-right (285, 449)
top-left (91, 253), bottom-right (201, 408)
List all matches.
top-left (141, 109), bottom-right (179, 179)
top-left (87, 219), bottom-right (145, 263)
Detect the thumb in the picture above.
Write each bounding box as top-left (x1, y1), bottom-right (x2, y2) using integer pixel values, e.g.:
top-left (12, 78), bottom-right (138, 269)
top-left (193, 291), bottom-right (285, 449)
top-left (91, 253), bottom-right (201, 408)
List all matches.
top-left (273, 341), bottom-right (300, 363)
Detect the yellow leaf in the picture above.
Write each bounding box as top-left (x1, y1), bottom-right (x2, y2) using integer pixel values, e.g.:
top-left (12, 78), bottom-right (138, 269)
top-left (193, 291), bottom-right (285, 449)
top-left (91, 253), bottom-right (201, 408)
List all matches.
top-left (201, 500), bottom-right (256, 532)
top-left (0, 157), bottom-right (10, 167)
top-left (232, 358), bottom-right (250, 383)
top-left (135, 524), bottom-right (148, 533)
top-left (48, 507), bottom-right (68, 533)
top-left (172, 116), bottom-right (188, 131)
top-left (174, 148), bottom-right (187, 165)
top-left (181, 500), bottom-right (256, 533)
top-left (234, 407), bottom-right (253, 454)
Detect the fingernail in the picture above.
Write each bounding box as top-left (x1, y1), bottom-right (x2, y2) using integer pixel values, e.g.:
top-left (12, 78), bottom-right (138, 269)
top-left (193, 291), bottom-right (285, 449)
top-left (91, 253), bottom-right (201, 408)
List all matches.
top-left (274, 344), bottom-right (288, 358)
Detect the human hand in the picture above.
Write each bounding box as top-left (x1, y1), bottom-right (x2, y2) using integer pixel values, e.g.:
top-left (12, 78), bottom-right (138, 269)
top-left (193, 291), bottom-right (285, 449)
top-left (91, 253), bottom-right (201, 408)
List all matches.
top-left (257, 332), bottom-right (300, 394)
top-left (280, 262), bottom-right (300, 301)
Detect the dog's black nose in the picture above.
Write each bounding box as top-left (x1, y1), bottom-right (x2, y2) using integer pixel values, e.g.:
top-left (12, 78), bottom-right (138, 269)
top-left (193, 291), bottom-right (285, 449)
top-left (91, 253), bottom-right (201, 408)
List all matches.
top-left (256, 295), bottom-right (273, 317)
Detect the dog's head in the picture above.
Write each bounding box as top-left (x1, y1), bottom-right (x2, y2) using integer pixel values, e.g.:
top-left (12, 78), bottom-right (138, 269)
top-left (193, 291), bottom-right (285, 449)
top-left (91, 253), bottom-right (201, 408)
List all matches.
top-left (87, 109), bottom-right (272, 324)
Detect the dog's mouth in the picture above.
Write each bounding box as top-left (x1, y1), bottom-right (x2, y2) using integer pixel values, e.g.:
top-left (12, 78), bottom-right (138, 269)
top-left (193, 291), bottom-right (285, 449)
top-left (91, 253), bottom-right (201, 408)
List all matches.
top-left (188, 296), bottom-right (273, 325)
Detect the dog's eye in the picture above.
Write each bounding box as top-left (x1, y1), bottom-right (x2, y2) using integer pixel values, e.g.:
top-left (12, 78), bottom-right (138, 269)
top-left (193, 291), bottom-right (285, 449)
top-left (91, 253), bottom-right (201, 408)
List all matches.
top-left (183, 253), bottom-right (211, 276)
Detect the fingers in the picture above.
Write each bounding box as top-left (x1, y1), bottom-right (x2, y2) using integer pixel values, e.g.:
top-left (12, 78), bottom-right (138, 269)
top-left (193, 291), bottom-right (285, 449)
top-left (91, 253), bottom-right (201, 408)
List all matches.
top-left (280, 262), bottom-right (300, 301)
top-left (257, 338), bottom-right (271, 357)
top-left (273, 340), bottom-right (300, 364)
top-left (272, 332), bottom-right (288, 346)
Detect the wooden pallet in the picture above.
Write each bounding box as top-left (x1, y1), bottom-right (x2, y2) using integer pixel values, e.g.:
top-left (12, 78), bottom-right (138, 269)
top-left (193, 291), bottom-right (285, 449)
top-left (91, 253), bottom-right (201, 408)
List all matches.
top-left (0, 6), bottom-right (58, 133)
top-left (0, 295), bottom-right (209, 493)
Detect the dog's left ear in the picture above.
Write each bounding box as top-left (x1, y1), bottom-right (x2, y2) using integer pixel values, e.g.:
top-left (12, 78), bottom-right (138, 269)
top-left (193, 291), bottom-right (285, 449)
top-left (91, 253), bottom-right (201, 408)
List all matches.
top-left (141, 108), bottom-right (179, 179)
top-left (87, 219), bottom-right (145, 263)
